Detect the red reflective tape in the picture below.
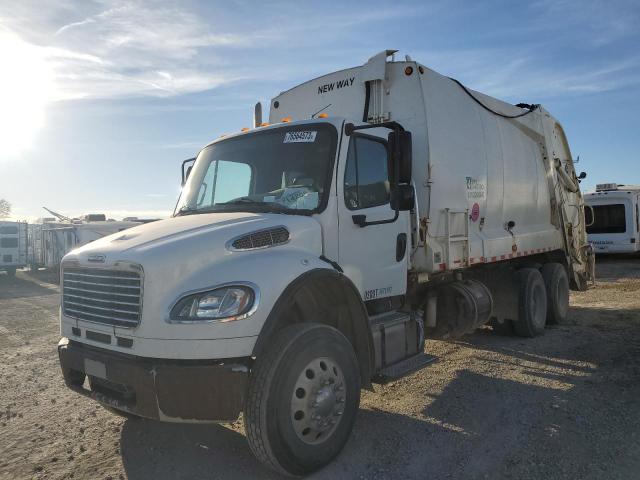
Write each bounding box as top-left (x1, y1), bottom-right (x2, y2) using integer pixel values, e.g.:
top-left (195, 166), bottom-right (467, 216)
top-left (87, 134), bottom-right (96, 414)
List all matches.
top-left (469, 257), bottom-right (475, 263)
top-left (500, 255), bottom-right (506, 260)
top-left (439, 263), bottom-right (446, 271)
top-left (491, 256), bottom-right (497, 262)
top-left (480, 256), bottom-right (485, 262)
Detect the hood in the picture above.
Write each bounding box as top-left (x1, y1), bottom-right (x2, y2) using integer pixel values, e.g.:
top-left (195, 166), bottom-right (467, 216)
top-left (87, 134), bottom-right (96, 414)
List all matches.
top-left (65, 212), bottom-right (323, 265)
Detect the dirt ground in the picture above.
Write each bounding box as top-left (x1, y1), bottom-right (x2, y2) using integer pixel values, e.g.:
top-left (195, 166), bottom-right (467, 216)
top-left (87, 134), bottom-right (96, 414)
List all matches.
top-left (1, 259), bottom-right (639, 480)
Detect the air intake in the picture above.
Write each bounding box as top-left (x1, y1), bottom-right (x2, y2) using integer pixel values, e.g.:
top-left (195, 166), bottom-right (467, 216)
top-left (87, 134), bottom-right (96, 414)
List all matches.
top-left (230, 227), bottom-right (289, 251)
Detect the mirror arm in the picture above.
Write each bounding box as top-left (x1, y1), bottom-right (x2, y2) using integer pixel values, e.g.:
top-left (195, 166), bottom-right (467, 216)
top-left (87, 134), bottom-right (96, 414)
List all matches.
top-left (181, 157), bottom-right (196, 186)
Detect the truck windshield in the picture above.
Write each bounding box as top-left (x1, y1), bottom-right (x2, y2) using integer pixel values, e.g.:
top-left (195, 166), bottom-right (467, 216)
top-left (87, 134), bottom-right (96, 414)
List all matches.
top-left (175, 124), bottom-right (337, 216)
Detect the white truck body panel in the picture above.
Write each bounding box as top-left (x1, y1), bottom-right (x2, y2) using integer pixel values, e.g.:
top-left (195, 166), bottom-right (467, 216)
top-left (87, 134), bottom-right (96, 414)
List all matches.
top-left (0, 221), bottom-right (28, 271)
top-left (270, 52), bottom-right (588, 283)
top-left (585, 186), bottom-right (640, 254)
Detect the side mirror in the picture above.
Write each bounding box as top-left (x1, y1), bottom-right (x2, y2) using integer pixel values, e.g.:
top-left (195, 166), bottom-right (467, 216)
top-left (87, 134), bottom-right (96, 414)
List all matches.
top-left (181, 157), bottom-right (196, 186)
top-left (391, 184), bottom-right (415, 211)
top-left (388, 131), bottom-right (412, 184)
top-left (578, 171), bottom-right (587, 182)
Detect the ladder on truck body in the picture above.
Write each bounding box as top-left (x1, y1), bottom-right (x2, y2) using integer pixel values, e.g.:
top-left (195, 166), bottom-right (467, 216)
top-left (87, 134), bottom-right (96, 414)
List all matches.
top-left (444, 208), bottom-right (469, 269)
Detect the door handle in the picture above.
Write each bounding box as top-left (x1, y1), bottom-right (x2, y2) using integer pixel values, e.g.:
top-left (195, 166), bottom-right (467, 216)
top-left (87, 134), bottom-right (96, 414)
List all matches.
top-left (351, 211), bottom-right (399, 228)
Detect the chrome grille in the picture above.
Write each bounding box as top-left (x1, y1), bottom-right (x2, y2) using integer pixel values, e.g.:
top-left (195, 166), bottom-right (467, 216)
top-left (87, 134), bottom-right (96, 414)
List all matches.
top-left (62, 267), bottom-right (142, 328)
top-left (231, 227), bottom-right (289, 250)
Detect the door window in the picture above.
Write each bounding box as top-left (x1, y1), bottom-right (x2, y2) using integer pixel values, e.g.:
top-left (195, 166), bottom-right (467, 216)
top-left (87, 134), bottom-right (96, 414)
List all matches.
top-left (344, 136), bottom-right (390, 210)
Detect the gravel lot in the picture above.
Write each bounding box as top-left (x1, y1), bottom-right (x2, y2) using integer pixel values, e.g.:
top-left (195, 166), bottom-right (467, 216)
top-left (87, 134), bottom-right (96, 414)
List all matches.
top-left (1, 259), bottom-right (639, 480)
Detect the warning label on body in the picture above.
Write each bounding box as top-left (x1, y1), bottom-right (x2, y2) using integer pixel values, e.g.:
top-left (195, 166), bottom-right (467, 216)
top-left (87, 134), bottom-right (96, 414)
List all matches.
top-left (466, 176), bottom-right (486, 200)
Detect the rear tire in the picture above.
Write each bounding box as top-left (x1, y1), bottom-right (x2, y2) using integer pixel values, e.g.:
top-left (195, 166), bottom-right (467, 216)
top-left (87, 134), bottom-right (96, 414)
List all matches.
top-left (541, 263), bottom-right (570, 325)
top-left (244, 323), bottom-right (361, 476)
top-left (513, 268), bottom-right (547, 337)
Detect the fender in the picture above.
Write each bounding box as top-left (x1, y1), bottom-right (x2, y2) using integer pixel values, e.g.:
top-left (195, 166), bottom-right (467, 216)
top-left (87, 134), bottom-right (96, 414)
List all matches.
top-left (252, 268), bottom-right (374, 387)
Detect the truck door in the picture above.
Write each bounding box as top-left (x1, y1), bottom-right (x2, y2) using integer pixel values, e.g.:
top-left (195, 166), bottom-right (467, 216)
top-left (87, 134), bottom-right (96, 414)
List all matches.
top-left (337, 133), bottom-right (409, 302)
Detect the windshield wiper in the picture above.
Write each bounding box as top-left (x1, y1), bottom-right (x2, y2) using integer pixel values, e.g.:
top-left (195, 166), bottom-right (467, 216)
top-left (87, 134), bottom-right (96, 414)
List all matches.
top-left (220, 199), bottom-right (302, 214)
top-left (221, 198), bottom-right (261, 205)
top-left (176, 200), bottom-right (303, 216)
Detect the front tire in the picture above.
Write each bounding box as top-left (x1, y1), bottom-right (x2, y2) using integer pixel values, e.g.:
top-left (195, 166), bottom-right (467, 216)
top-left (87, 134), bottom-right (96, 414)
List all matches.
top-left (513, 268), bottom-right (547, 337)
top-left (244, 323), bottom-right (361, 476)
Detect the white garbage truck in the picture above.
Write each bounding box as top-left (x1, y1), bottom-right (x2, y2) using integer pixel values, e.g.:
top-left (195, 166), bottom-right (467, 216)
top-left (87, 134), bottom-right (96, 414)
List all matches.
top-left (58, 50), bottom-right (592, 475)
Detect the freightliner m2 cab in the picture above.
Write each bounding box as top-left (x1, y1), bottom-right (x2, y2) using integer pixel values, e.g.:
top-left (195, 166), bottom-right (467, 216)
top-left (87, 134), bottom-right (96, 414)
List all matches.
top-left (58, 50), bottom-right (593, 476)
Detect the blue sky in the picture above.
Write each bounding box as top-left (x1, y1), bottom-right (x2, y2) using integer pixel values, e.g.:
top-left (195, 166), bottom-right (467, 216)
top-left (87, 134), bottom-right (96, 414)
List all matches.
top-left (1, 0), bottom-right (639, 220)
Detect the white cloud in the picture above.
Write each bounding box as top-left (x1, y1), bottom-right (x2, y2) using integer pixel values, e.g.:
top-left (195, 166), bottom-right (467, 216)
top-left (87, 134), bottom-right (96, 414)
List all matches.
top-left (0, 0), bottom-right (270, 101)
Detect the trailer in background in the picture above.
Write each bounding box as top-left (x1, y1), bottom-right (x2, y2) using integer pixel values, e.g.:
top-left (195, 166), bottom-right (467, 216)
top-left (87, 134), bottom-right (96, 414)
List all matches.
top-left (43, 220), bottom-right (145, 269)
top-left (0, 221), bottom-right (28, 276)
top-left (585, 183), bottom-right (640, 254)
top-left (28, 215), bottom-right (152, 270)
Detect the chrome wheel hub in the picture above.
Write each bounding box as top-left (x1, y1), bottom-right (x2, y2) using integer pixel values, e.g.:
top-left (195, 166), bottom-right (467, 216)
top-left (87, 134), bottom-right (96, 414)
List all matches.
top-left (290, 357), bottom-right (345, 445)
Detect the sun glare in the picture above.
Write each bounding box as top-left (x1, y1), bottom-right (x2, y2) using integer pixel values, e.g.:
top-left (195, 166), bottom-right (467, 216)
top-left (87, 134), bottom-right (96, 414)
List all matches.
top-left (0, 32), bottom-right (56, 157)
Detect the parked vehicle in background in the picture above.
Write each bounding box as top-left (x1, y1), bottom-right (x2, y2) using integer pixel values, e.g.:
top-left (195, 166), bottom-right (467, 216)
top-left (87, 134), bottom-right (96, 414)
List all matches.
top-left (57, 50), bottom-right (592, 475)
top-left (28, 214), bottom-right (150, 271)
top-left (0, 221), bottom-right (28, 276)
top-left (585, 183), bottom-right (640, 254)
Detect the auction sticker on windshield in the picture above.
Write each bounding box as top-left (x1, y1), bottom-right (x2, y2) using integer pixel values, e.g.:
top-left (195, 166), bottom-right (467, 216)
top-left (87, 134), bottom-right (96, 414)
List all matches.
top-left (284, 131), bottom-right (317, 143)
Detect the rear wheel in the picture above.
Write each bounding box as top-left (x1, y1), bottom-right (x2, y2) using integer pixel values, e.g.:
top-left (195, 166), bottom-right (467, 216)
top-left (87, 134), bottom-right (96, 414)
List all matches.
top-left (513, 268), bottom-right (547, 337)
top-left (541, 263), bottom-right (570, 325)
top-left (244, 323), bottom-right (361, 476)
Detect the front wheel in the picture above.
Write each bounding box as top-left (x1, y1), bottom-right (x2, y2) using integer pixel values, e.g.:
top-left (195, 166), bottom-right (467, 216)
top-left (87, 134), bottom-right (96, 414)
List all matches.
top-left (244, 323), bottom-right (361, 476)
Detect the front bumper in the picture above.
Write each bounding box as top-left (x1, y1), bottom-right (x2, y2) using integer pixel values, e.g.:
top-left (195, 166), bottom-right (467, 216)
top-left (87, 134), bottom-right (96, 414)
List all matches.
top-left (58, 338), bottom-right (249, 422)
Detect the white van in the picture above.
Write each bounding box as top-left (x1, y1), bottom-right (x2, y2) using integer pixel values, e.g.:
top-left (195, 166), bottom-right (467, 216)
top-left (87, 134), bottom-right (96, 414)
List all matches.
top-left (585, 183), bottom-right (640, 254)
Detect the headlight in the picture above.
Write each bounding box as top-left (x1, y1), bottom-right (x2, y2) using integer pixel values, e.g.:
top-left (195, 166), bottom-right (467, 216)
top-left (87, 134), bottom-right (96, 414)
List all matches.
top-left (169, 284), bottom-right (257, 323)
